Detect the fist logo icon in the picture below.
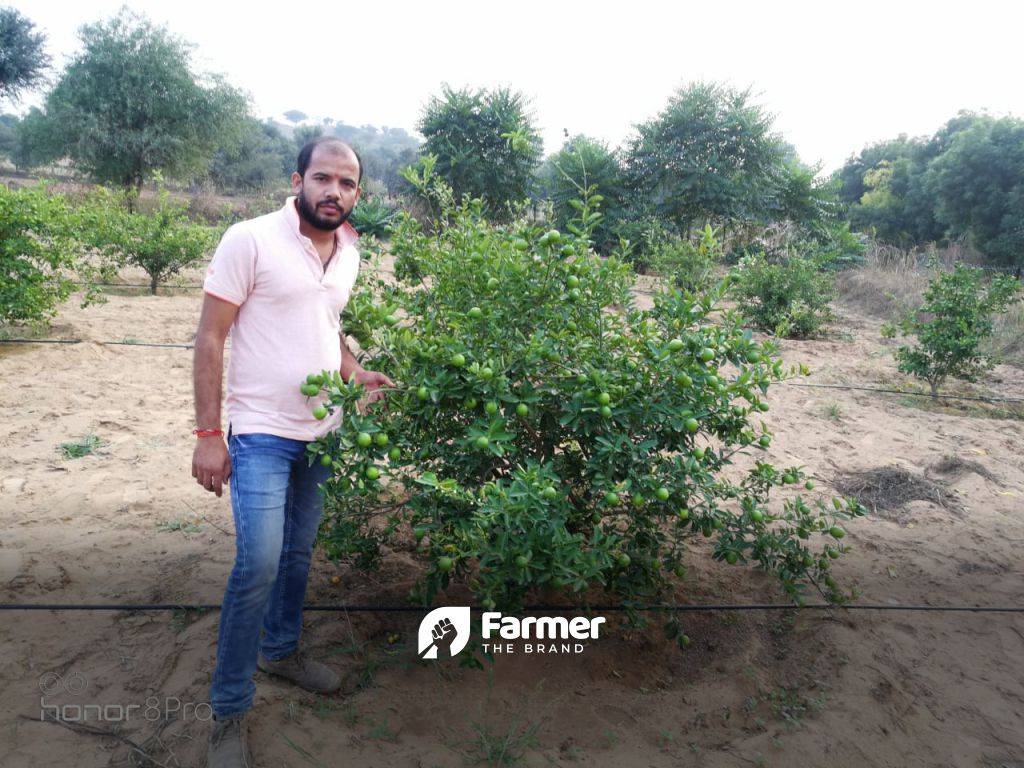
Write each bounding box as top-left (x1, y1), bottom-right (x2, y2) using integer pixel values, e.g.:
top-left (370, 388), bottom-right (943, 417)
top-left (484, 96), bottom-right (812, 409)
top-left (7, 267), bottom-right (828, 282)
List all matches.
top-left (417, 607), bottom-right (471, 659)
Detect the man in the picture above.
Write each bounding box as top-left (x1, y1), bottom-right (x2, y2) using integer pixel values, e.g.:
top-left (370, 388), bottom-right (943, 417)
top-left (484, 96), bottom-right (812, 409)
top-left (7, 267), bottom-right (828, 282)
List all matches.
top-left (192, 136), bottom-right (393, 768)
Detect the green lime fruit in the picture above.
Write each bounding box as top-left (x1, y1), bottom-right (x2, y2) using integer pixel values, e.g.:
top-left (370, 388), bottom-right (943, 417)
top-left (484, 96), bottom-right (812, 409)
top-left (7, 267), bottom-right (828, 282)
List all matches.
top-left (600, 405), bottom-right (612, 418)
top-left (365, 466), bottom-right (380, 480)
top-left (566, 274), bottom-right (580, 288)
top-left (486, 277), bottom-right (500, 290)
top-left (516, 403), bottom-right (529, 417)
top-left (604, 491), bottom-right (620, 505)
top-left (685, 417), bottom-right (700, 433)
top-left (829, 526), bottom-right (846, 539)
top-left (484, 401), bottom-right (499, 415)
top-left (542, 486), bottom-right (558, 501)
top-left (759, 435), bottom-right (772, 448)
top-left (616, 553), bottom-right (631, 567)
top-left (668, 338), bottom-right (684, 352)
top-left (320, 454), bottom-right (332, 467)
top-left (746, 349), bottom-right (762, 363)
top-left (750, 509), bottom-right (765, 523)
top-left (475, 436), bottom-right (490, 450)
top-left (437, 556), bottom-right (453, 572)
top-left (468, 306), bottom-right (483, 319)
top-left (655, 487), bottom-right (670, 501)
top-left (417, 386), bottom-right (429, 401)
top-left (374, 432), bottom-right (389, 446)
top-left (451, 353), bottom-right (466, 367)
top-left (632, 492), bottom-right (644, 507)
top-left (513, 238), bottom-right (529, 251)
top-left (388, 447), bottom-right (401, 461)
top-left (677, 507), bottom-right (690, 520)
top-left (596, 392), bottom-right (611, 405)
top-left (699, 348), bottom-right (715, 362)
top-left (725, 551), bottom-right (739, 565)
top-left (312, 405), bottom-right (328, 420)
top-left (805, 480), bottom-right (816, 490)
top-left (356, 432), bottom-right (372, 448)
top-left (514, 554), bottom-right (529, 568)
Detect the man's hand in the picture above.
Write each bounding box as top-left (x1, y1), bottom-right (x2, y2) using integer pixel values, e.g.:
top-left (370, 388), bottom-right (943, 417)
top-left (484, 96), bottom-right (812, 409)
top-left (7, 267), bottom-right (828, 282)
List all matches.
top-left (350, 369), bottom-right (395, 414)
top-left (192, 438), bottom-right (232, 497)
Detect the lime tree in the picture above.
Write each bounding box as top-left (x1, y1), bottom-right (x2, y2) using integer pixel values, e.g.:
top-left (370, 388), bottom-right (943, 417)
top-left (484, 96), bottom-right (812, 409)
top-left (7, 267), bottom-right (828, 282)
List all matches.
top-left (305, 168), bottom-right (866, 624)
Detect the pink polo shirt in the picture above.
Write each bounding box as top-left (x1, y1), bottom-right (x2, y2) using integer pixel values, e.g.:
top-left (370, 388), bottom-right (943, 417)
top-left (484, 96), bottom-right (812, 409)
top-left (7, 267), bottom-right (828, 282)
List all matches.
top-left (203, 197), bottom-right (360, 441)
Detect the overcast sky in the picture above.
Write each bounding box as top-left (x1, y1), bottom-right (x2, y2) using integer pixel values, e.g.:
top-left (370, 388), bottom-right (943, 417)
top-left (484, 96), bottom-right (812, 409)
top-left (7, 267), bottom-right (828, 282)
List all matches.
top-left (7, 0), bottom-right (1022, 173)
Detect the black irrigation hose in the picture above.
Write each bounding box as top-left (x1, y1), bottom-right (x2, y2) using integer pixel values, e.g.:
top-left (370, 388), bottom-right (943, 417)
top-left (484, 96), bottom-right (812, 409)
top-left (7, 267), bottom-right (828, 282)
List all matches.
top-left (0, 338), bottom-right (194, 349)
top-left (784, 381), bottom-right (1024, 404)
top-left (2, 337), bottom-right (1020, 407)
top-left (1, 602), bottom-right (1022, 614)
top-left (71, 282), bottom-right (204, 289)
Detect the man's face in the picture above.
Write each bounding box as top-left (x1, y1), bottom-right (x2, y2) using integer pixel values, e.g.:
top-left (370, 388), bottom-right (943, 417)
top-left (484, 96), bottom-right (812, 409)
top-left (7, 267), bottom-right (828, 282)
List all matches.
top-left (291, 144), bottom-right (361, 231)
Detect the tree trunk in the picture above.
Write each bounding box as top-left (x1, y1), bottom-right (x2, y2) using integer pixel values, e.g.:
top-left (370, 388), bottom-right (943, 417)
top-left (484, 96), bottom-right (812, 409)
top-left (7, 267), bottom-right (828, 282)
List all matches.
top-left (149, 274), bottom-right (159, 295)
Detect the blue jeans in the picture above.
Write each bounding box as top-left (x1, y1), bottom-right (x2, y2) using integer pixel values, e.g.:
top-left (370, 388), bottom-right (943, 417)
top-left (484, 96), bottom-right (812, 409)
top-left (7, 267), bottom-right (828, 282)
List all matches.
top-left (209, 431), bottom-right (331, 718)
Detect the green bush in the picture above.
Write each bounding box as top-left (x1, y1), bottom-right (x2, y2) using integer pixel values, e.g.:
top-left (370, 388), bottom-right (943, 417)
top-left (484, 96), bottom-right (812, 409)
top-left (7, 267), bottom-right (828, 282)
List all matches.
top-left (349, 194), bottom-right (400, 240)
top-left (81, 185), bottom-right (217, 293)
top-left (645, 224), bottom-right (720, 293)
top-left (890, 263), bottom-right (1021, 396)
top-left (732, 252), bottom-right (836, 338)
top-left (0, 184), bottom-right (109, 325)
top-left (302, 175), bottom-right (866, 643)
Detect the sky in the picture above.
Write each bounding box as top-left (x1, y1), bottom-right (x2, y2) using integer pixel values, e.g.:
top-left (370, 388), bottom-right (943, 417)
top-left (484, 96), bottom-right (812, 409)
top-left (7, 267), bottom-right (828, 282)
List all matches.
top-left (6, 0), bottom-right (1023, 173)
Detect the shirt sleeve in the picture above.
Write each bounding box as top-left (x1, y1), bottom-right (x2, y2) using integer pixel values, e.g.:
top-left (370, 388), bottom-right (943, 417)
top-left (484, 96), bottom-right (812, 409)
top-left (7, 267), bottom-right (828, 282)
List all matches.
top-left (203, 224), bottom-right (256, 307)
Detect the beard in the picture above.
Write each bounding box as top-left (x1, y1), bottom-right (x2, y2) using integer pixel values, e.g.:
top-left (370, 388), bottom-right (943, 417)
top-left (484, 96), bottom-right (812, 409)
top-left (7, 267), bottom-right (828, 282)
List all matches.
top-left (296, 188), bottom-right (350, 231)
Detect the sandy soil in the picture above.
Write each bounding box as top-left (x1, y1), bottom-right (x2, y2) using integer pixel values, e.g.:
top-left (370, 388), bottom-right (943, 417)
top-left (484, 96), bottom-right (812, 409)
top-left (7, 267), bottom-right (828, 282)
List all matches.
top-left (1, 259), bottom-right (1022, 768)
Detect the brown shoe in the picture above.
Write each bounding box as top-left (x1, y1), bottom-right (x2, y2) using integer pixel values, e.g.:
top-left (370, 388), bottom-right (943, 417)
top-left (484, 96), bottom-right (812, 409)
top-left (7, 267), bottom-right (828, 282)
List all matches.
top-left (257, 648), bottom-right (341, 694)
top-left (207, 713), bottom-right (251, 768)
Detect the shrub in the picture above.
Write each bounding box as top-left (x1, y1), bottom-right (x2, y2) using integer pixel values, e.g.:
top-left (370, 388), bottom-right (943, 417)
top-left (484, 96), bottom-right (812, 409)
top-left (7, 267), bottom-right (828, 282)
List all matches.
top-left (645, 224), bottom-right (720, 293)
top-left (82, 185), bottom-right (217, 293)
top-left (349, 194), bottom-right (400, 240)
top-left (732, 252), bottom-right (836, 338)
top-left (0, 184), bottom-right (109, 325)
top-left (889, 263), bottom-right (1021, 396)
top-left (304, 175), bottom-right (866, 641)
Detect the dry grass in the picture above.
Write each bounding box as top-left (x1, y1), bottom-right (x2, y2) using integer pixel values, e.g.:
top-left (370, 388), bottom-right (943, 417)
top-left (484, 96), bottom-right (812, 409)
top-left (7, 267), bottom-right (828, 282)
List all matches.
top-left (833, 465), bottom-right (962, 521)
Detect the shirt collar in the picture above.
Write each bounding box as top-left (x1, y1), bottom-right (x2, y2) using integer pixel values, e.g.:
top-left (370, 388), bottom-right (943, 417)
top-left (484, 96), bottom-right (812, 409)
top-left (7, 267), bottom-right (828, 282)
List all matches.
top-left (282, 196), bottom-right (360, 251)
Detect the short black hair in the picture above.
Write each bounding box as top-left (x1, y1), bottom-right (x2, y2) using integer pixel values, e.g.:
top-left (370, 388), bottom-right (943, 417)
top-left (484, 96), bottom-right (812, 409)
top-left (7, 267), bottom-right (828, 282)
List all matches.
top-left (296, 136), bottom-right (363, 185)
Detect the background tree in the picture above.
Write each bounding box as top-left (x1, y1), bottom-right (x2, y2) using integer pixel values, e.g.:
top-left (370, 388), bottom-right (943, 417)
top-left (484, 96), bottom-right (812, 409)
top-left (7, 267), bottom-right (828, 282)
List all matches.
top-left (925, 116), bottom-right (1024, 271)
top-left (417, 84), bottom-right (542, 217)
top-left (625, 82), bottom-right (788, 235)
top-left (25, 9), bottom-right (247, 201)
top-left (540, 135), bottom-right (627, 253)
top-left (0, 7), bottom-right (50, 102)
top-left (206, 116), bottom-right (293, 191)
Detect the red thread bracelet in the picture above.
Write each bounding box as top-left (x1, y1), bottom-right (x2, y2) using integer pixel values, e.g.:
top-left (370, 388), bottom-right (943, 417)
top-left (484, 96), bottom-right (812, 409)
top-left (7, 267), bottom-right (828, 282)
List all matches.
top-left (193, 428), bottom-right (224, 438)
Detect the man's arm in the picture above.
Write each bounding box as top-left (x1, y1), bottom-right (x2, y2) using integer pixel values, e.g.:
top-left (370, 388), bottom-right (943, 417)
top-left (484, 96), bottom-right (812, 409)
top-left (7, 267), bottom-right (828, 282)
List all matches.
top-left (339, 333), bottom-right (364, 383)
top-left (340, 333), bottom-right (395, 410)
top-left (192, 294), bottom-right (239, 497)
